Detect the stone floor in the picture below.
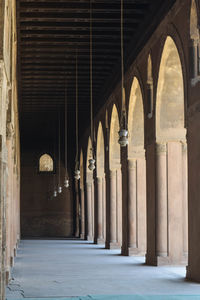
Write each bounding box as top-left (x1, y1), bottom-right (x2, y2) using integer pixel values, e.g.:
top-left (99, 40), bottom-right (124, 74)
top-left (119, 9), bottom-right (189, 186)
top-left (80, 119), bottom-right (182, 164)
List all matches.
top-left (6, 239), bottom-right (200, 299)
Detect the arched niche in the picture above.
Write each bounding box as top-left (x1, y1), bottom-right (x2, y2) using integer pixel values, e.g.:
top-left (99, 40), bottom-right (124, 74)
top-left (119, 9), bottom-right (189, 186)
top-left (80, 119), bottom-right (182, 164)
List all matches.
top-left (96, 122), bottom-right (105, 177)
top-left (128, 77), bottom-right (144, 158)
top-left (156, 36), bottom-right (186, 142)
top-left (39, 154), bottom-right (54, 172)
top-left (109, 104), bottom-right (120, 170)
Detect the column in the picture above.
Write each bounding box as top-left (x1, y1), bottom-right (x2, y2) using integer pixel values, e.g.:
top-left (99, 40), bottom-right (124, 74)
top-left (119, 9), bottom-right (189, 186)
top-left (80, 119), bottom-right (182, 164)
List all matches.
top-left (156, 143), bottom-right (168, 261)
top-left (108, 169), bottom-right (119, 249)
top-left (127, 159), bottom-right (137, 253)
top-left (102, 174), bottom-right (106, 240)
top-left (75, 181), bottom-right (80, 238)
top-left (80, 187), bottom-right (85, 239)
top-left (182, 141), bottom-right (188, 257)
top-left (86, 182), bottom-right (93, 241)
top-left (97, 177), bottom-right (104, 244)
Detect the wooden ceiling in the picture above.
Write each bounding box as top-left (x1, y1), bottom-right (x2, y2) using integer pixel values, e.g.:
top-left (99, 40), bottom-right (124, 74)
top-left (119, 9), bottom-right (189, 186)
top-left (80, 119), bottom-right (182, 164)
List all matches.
top-left (18, 0), bottom-right (175, 144)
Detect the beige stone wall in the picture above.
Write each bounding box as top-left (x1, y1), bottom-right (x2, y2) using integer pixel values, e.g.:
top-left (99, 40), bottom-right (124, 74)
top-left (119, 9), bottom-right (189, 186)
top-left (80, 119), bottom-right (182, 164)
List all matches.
top-left (0, 0), bottom-right (20, 299)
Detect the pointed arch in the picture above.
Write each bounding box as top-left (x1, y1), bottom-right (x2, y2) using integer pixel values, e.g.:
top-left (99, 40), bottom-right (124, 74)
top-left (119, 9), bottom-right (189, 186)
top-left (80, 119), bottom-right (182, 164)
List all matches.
top-left (128, 77), bottom-right (144, 158)
top-left (156, 36), bottom-right (185, 142)
top-left (109, 104), bottom-right (120, 170)
top-left (96, 122), bottom-right (105, 177)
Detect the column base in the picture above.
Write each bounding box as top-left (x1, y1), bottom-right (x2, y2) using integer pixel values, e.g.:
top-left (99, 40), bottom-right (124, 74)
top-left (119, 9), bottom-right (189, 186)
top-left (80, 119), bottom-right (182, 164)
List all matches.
top-left (186, 265), bottom-right (200, 282)
top-left (87, 235), bottom-right (93, 242)
top-left (127, 247), bottom-right (145, 256)
top-left (97, 238), bottom-right (105, 245)
top-left (146, 254), bottom-right (187, 266)
top-left (80, 233), bottom-right (85, 239)
top-left (106, 242), bottom-right (120, 250)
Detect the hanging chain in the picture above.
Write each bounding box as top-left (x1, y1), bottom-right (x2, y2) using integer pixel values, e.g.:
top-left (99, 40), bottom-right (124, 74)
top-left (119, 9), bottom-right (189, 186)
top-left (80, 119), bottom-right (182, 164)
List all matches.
top-left (75, 52), bottom-right (79, 169)
top-left (90, 0), bottom-right (93, 154)
top-left (65, 78), bottom-right (68, 176)
top-left (120, 0), bottom-right (125, 128)
top-left (58, 109), bottom-right (61, 186)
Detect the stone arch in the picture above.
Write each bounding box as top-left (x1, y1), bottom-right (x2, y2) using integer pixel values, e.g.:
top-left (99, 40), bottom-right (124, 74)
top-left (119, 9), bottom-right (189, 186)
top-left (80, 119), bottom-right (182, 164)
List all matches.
top-left (108, 104), bottom-right (122, 248)
top-left (109, 104), bottom-right (120, 170)
top-left (96, 122), bottom-right (105, 177)
top-left (128, 77), bottom-right (144, 157)
top-left (85, 136), bottom-right (94, 241)
top-left (156, 36), bottom-right (185, 142)
top-left (127, 77), bottom-right (146, 255)
top-left (154, 35), bottom-right (187, 264)
top-left (96, 121), bottom-right (106, 243)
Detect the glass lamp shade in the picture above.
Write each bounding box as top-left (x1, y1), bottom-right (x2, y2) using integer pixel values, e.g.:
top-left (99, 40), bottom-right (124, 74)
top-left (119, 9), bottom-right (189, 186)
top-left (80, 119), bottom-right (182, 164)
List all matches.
top-left (58, 186), bottom-right (62, 194)
top-left (118, 129), bottom-right (128, 147)
top-left (64, 179), bottom-right (69, 188)
top-left (88, 158), bottom-right (95, 171)
top-left (74, 169), bottom-right (80, 180)
top-left (54, 190), bottom-right (57, 197)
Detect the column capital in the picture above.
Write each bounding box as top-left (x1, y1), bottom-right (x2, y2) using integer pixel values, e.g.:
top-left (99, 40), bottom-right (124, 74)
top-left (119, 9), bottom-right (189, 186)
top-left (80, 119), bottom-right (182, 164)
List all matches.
top-left (156, 142), bottom-right (167, 154)
top-left (181, 141), bottom-right (187, 153)
top-left (128, 159), bottom-right (136, 170)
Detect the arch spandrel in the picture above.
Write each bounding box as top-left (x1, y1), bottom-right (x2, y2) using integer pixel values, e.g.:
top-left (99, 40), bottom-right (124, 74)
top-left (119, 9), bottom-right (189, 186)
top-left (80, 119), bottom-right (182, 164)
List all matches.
top-left (86, 136), bottom-right (93, 182)
top-left (80, 150), bottom-right (84, 189)
top-left (190, 0), bottom-right (199, 40)
top-left (156, 36), bottom-right (186, 142)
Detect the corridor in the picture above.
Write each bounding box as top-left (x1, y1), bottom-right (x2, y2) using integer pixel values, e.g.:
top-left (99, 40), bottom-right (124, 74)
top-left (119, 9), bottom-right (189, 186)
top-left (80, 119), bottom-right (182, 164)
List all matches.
top-left (6, 240), bottom-right (200, 300)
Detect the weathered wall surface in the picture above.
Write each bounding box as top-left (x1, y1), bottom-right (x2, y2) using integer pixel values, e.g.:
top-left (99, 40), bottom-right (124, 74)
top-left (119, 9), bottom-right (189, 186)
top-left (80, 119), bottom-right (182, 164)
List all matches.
top-left (0, 0), bottom-right (21, 299)
top-left (20, 143), bottom-right (73, 238)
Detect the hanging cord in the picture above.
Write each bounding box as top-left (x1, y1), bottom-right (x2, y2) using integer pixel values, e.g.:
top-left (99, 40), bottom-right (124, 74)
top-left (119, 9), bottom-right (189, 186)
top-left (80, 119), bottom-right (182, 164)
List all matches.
top-left (65, 78), bottom-right (68, 177)
top-left (58, 109), bottom-right (61, 187)
top-left (75, 52), bottom-right (79, 169)
top-left (90, 0), bottom-right (94, 155)
top-left (120, 0), bottom-right (126, 128)
top-left (53, 123), bottom-right (57, 190)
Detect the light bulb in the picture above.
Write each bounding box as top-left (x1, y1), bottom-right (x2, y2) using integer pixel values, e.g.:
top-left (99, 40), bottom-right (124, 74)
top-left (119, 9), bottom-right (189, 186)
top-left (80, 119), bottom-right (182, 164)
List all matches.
top-left (74, 169), bottom-right (80, 180)
top-left (64, 179), bottom-right (69, 188)
top-left (54, 190), bottom-right (57, 197)
top-left (58, 186), bottom-right (62, 194)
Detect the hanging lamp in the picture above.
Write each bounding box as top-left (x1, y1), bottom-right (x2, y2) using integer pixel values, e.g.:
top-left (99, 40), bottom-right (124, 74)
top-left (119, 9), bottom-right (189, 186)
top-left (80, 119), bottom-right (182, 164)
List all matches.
top-left (58, 109), bottom-right (62, 193)
top-left (64, 80), bottom-right (69, 188)
top-left (74, 53), bottom-right (80, 181)
top-left (88, 0), bottom-right (96, 171)
top-left (118, 0), bottom-right (128, 147)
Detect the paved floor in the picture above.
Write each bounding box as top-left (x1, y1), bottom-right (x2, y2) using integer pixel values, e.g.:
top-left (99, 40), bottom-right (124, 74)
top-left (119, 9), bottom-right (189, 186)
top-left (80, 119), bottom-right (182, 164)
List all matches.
top-left (6, 239), bottom-right (200, 299)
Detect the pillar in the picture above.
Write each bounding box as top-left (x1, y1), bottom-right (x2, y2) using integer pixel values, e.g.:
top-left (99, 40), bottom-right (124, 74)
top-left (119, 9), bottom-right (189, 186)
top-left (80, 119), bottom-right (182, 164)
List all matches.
top-left (156, 143), bottom-right (168, 261)
top-left (96, 177), bottom-right (104, 244)
top-left (86, 182), bottom-right (93, 241)
top-left (127, 159), bottom-right (137, 252)
top-left (107, 169), bottom-right (119, 249)
top-left (80, 187), bottom-right (85, 239)
top-left (182, 142), bottom-right (188, 257)
top-left (75, 181), bottom-right (80, 238)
